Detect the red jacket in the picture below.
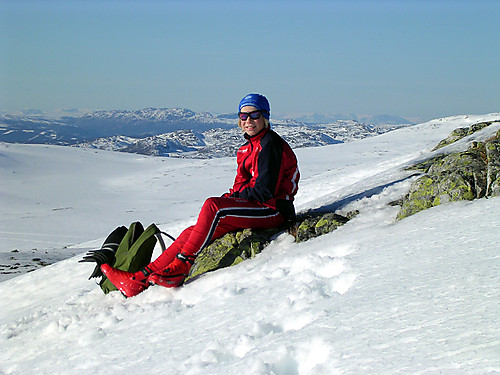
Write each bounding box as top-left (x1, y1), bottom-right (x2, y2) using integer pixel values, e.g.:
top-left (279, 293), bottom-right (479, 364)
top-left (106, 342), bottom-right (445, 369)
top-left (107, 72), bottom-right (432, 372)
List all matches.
top-left (227, 127), bottom-right (300, 220)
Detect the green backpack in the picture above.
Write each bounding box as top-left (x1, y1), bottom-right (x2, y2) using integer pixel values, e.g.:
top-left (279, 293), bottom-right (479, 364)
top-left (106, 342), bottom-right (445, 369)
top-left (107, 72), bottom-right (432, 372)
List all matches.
top-left (81, 221), bottom-right (173, 294)
top-left (100, 222), bottom-right (159, 293)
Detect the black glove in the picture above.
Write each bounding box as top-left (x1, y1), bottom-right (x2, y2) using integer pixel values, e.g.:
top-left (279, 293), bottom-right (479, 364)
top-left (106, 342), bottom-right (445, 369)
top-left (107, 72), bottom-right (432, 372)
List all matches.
top-left (79, 225), bottom-right (127, 279)
top-left (79, 249), bottom-right (116, 279)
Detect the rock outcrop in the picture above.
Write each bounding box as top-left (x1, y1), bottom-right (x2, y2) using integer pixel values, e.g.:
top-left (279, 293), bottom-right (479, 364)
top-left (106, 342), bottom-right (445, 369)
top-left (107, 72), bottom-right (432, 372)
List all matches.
top-left (187, 120), bottom-right (499, 282)
top-left (186, 210), bottom-right (358, 282)
top-left (396, 121), bottom-right (500, 220)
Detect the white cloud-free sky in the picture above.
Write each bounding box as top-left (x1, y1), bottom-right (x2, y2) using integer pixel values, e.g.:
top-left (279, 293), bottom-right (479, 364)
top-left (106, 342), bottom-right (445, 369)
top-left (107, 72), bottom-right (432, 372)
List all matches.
top-left (1, 0), bottom-right (499, 121)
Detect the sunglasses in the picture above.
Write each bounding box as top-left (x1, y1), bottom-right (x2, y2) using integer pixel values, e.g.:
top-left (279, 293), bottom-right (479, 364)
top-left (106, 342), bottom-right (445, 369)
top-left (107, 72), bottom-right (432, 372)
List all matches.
top-left (238, 110), bottom-right (266, 121)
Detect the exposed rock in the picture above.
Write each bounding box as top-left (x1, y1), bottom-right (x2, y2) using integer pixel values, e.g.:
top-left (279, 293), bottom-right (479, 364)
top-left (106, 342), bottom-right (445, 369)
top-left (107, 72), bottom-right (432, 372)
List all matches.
top-left (432, 121), bottom-right (491, 150)
top-left (186, 227), bottom-right (284, 281)
top-left (432, 127), bottom-right (470, 150)
top-left (186, 210), bottom-right (357, 282)
top-left (486, 131), bottom-right (500, 196)
top-left (397, 122), bottom-right (499, 220)
top-left (293, 212), bottom-right (351, 242)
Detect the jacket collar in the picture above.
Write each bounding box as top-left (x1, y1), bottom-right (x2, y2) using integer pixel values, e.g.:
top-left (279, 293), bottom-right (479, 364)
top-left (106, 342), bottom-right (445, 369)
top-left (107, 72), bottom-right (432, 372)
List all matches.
top-left (244, 127), bottom-right (270, 142)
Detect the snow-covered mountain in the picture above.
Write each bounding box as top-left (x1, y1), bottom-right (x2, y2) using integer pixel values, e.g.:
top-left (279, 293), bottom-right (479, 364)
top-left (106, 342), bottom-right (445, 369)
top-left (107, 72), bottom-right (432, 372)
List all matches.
top-left (0, 108), bottom-right (235, 144)
top-left (0, 108), bottom-right (413, 158)
top-left (1, 113), bottom-right (499, 374)
top-left (0, 115), bottom-right (83, 144)
top-left (286, 112), bottom-right (413, 126)
top-left (74, 121), bottom-right (393, 158)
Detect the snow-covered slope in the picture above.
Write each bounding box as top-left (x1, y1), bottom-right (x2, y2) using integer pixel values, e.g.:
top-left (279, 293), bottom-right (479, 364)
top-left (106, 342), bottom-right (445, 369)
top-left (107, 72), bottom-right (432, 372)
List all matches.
top-left (1, 113), bottom-right (499, 374)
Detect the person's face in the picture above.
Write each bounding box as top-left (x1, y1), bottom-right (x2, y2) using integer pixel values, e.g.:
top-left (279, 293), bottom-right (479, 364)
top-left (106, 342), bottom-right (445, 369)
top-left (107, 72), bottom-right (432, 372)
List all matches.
top-left (239, 106), bottom-right (266, 137)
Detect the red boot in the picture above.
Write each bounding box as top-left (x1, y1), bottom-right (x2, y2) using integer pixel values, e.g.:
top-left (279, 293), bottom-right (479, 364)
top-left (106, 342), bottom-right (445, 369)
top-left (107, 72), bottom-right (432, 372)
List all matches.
top-left (100, 264), bottom-right (149, 298)
top-left (148, 253), bottom-right (194, 288)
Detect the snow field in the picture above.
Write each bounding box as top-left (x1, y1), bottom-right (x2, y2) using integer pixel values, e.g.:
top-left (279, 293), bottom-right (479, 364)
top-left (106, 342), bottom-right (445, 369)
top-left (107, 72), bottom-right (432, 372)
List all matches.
top-left (1, 113), bottom-right (499, 374)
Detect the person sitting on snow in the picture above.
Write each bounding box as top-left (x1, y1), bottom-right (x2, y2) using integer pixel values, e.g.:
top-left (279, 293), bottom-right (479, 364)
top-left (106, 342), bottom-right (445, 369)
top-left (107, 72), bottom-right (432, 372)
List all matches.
top-left (101, 93), bottom-right (300, 297)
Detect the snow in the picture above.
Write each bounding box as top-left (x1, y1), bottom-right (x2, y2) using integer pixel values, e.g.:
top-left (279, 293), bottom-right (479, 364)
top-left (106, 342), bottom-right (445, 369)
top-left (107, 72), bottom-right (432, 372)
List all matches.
top-left (1, 113), bottom-right (499, 374)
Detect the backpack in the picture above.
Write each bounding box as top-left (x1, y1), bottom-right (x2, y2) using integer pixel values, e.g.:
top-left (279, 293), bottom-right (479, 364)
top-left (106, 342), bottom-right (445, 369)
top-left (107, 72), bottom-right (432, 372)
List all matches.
top-left (81, 221), bottom-right (175, 294)
top-left (99, 222), bottom-right (161, 294)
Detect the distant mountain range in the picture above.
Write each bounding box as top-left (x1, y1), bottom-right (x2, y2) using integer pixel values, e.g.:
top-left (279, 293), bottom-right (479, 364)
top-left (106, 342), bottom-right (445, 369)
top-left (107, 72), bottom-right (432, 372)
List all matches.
top-left (0, 108), bottom-right (414, 158)
top-left (286, 113), bottom-right (413, 126)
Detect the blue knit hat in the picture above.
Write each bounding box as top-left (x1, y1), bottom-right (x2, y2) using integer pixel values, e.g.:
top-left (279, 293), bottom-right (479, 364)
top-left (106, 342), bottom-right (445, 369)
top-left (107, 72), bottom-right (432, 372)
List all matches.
top-left (238, 93), bottom-right (270, 119)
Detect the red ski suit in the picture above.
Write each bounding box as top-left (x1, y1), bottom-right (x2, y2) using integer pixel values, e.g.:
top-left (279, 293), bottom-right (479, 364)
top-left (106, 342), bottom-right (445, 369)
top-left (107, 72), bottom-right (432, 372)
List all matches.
top-left (146, 127), bottom-right (300, 273)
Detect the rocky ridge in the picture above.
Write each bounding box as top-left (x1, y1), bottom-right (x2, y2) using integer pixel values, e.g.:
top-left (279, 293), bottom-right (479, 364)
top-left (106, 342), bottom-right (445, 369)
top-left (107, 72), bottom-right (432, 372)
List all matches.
top-left (396, 120), bottom-right (500, 219)
top-left (187, 119), bottom-right (500, 281)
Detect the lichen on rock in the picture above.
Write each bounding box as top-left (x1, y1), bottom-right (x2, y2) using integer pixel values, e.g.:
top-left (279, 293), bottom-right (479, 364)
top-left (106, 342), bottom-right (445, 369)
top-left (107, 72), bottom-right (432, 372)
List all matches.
top-left (397, 121), bottom-right (499, 220)
top-left (485, 131), bottom-right (500, 196)
top-left (186, 226), bottom-right (285, 281)
top-left (186, 210), bottom-right (356, 281)
top-left (432, 121), bottom-right (492, 151)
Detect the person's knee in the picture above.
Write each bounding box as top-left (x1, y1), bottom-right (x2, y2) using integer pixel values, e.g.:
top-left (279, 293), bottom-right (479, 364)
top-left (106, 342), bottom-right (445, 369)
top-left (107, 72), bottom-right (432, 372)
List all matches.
top-left (201, 197), bottom-right (223, 215)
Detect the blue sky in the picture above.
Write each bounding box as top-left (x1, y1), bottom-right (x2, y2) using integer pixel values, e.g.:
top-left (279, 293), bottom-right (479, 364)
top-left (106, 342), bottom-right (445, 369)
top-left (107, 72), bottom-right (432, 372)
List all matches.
top-left (1, 0), bottom-right (499, 122)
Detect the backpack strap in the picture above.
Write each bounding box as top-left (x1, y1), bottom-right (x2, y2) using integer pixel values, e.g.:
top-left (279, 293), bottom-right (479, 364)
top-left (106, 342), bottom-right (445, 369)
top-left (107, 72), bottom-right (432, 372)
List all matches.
top-left (154, 230), bottom-right (176, 253)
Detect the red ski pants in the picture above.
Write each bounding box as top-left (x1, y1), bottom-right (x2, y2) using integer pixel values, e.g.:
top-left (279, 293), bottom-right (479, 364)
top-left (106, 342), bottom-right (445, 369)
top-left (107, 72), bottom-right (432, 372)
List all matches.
top-left (147, 197), bottom-right (285, 273)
